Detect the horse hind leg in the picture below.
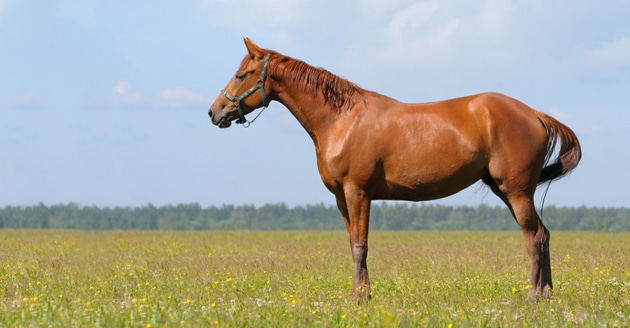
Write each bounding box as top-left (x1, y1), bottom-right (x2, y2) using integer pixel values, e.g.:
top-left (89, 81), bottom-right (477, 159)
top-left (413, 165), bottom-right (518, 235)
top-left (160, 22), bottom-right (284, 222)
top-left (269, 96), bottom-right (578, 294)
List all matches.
top-left (482, 175), bottom-right (552, 301)
top-left (510, 193), bottom-right (552, 301)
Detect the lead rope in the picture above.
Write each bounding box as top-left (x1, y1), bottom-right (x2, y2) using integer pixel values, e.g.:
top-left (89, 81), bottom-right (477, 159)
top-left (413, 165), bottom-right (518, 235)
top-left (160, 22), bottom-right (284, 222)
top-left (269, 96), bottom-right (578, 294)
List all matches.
top-left (239, 105), bottom-right (269, 128)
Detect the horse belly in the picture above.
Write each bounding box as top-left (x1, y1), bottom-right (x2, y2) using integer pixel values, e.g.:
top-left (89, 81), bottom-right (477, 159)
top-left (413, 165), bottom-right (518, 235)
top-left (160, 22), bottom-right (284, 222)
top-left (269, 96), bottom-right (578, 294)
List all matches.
top-left (376, 152), bottom-right (486, 201)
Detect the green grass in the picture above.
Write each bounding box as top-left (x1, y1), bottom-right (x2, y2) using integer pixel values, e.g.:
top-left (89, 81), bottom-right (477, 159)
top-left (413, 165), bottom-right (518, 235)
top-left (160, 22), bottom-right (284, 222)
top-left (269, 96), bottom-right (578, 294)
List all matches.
top-left (1, 230), bottom-right (628, 327)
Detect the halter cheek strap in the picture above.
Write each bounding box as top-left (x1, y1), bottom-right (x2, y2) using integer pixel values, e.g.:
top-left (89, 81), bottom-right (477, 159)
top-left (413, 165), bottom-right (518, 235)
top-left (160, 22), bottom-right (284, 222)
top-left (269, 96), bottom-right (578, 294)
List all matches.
top-left (220, 53), bottom-right (272, 127)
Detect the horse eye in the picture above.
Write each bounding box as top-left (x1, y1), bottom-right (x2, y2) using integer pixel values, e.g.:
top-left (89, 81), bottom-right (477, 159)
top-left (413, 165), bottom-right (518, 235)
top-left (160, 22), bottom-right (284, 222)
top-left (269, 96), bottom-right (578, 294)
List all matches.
top-left (235, 73), bottom-right (246, 80)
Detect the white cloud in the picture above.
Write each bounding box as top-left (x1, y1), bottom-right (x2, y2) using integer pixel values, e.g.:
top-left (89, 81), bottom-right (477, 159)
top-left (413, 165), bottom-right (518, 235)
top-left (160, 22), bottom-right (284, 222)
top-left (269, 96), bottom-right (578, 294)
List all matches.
top-left (377, 1), bottom-right (460, 64)
top-left (583, 37), bottom-right (630, 67)
top-left (17, 90), bottom-right (37, 105)
top-left (54, 0), bottom-right (94, 27)
top-left (374, 0), bottom-right (525, 66)
top-left (549, 108), bottom-right (602, 136)
top-left (109, 80), bottom-right (208, 109)
top-left (112, 80), bottom-right (131, 95)
top-left (204, 0), bottom-right (305, 27)
top-left (387, 0), bottom-right (438, 37)
top-left (16, 90), bottom-right (46, 108)
top-left (549, 108), bottom-right (573, 122)
top-left (476, 0), bottom-right (513, 40)
top-left (110, 80), bottom-right (142, 106)
top-left (0, 0), bottom-right (11, 15)
top-left (154, 87), bottom-right (209, 109)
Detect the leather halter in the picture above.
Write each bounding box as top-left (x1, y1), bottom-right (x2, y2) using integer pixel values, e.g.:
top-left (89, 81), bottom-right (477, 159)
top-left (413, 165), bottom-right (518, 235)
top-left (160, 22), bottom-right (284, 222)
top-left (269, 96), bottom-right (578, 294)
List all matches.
top-left (220, 53), bottom-right (271, 127)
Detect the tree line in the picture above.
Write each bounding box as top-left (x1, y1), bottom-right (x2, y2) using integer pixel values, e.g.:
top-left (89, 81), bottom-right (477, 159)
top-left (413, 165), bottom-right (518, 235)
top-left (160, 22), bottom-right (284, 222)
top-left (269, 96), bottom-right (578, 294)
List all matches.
top-left (0, 202), bottom-right (628, 231)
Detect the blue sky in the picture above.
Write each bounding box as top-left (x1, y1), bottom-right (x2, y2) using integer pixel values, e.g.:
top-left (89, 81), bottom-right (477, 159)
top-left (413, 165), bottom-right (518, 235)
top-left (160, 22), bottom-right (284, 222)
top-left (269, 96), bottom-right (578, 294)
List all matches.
top-left (1, 0), bottom-right (629, 208)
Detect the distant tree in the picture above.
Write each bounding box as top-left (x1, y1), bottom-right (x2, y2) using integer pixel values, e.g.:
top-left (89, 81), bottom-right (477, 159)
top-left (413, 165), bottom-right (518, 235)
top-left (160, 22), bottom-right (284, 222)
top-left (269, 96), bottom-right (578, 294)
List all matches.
top-left (0, 203), bottom-right (628, 231)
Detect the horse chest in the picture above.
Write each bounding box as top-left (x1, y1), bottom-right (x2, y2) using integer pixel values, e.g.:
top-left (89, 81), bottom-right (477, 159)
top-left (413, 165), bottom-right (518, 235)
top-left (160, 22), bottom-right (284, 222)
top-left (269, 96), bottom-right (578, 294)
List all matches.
top-left (314, 142), bottom-right (380, 193)
top-left (314, 150), bottom-right (347, 192)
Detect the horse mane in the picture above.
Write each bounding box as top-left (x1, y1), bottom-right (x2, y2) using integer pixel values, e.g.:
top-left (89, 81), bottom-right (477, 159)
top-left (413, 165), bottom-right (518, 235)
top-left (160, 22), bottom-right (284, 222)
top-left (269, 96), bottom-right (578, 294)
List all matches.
top-left (272, 54), bottom-right (364, 112)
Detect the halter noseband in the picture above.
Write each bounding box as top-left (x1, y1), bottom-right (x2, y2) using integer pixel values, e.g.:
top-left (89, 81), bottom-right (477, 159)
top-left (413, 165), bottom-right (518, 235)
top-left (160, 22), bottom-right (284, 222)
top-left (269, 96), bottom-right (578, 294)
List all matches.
top-left (220, 53), bottom-right (272, 127)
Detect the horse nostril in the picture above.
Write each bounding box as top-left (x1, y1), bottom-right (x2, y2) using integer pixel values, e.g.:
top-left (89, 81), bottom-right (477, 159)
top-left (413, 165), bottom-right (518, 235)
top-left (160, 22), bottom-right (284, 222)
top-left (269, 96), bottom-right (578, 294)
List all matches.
top-left (208, 110), bottom-right (213, 118)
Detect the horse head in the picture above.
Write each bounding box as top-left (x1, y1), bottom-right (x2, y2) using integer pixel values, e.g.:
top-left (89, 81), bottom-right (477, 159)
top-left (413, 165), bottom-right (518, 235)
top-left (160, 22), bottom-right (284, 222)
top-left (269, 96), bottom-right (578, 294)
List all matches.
top-left (208, 38), bottom-right (272, 128)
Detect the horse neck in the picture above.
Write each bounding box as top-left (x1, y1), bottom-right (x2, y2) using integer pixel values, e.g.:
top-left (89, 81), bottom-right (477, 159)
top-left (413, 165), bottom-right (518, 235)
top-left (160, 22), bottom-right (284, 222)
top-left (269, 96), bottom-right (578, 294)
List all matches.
top-left (278, 90), bottom-right (333, 134)
top-left (270, 82), bottom-right (337, 146)
top-left (268, 58), bottom-right (359, 145)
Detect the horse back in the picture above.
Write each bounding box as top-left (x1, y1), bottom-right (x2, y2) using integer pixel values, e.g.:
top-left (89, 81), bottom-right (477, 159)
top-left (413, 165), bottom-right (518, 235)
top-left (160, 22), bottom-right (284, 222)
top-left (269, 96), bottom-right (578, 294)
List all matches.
top-left (318, 92), bottom-right (550, 201)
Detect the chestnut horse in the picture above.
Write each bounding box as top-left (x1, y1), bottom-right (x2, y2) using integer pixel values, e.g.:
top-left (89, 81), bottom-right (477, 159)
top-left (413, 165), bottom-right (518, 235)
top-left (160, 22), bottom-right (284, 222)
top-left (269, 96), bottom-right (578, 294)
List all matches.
top-left (208, 38), bottom-right (581, 302)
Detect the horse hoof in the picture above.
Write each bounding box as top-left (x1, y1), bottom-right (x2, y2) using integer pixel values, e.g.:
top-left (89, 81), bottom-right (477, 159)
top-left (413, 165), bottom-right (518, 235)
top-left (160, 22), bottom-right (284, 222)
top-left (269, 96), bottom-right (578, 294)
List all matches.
top-left (527, 286), bottom-right (553, 303)
top-left (352, 291), bottom-right (372, 305)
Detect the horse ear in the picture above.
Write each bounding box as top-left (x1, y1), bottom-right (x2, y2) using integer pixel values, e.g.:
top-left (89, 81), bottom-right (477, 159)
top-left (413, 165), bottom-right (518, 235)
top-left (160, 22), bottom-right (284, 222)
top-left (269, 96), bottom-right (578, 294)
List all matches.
top-left (243, 37), bottom-right (264, 60)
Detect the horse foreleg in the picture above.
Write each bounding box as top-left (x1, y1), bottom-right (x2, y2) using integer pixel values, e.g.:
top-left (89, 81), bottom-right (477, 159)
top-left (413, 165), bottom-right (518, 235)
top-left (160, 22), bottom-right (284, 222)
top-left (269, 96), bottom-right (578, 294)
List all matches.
top-left (337, 188), bottom-right (372, 303)
top-left (351, 237), bottom-right (370, 303)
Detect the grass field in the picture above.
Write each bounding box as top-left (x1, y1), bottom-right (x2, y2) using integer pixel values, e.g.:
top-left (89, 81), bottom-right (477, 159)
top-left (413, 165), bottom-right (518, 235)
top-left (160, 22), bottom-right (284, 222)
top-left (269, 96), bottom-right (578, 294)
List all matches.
top-left (0, 230), bottom-right (628, 327)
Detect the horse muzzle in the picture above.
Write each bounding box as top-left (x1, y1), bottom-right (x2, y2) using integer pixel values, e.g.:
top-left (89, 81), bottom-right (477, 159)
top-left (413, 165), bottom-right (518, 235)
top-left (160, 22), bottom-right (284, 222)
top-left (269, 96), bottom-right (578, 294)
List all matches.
top-left (216, 116), bottom-right (232, 128)
top-left (208, 107), bottom-right (233, 128)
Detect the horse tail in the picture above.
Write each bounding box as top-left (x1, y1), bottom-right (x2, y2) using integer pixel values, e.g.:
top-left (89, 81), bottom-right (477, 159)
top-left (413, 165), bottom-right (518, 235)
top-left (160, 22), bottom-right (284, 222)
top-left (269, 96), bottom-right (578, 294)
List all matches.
top-left (535, 111), bottom-right (582, 185)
